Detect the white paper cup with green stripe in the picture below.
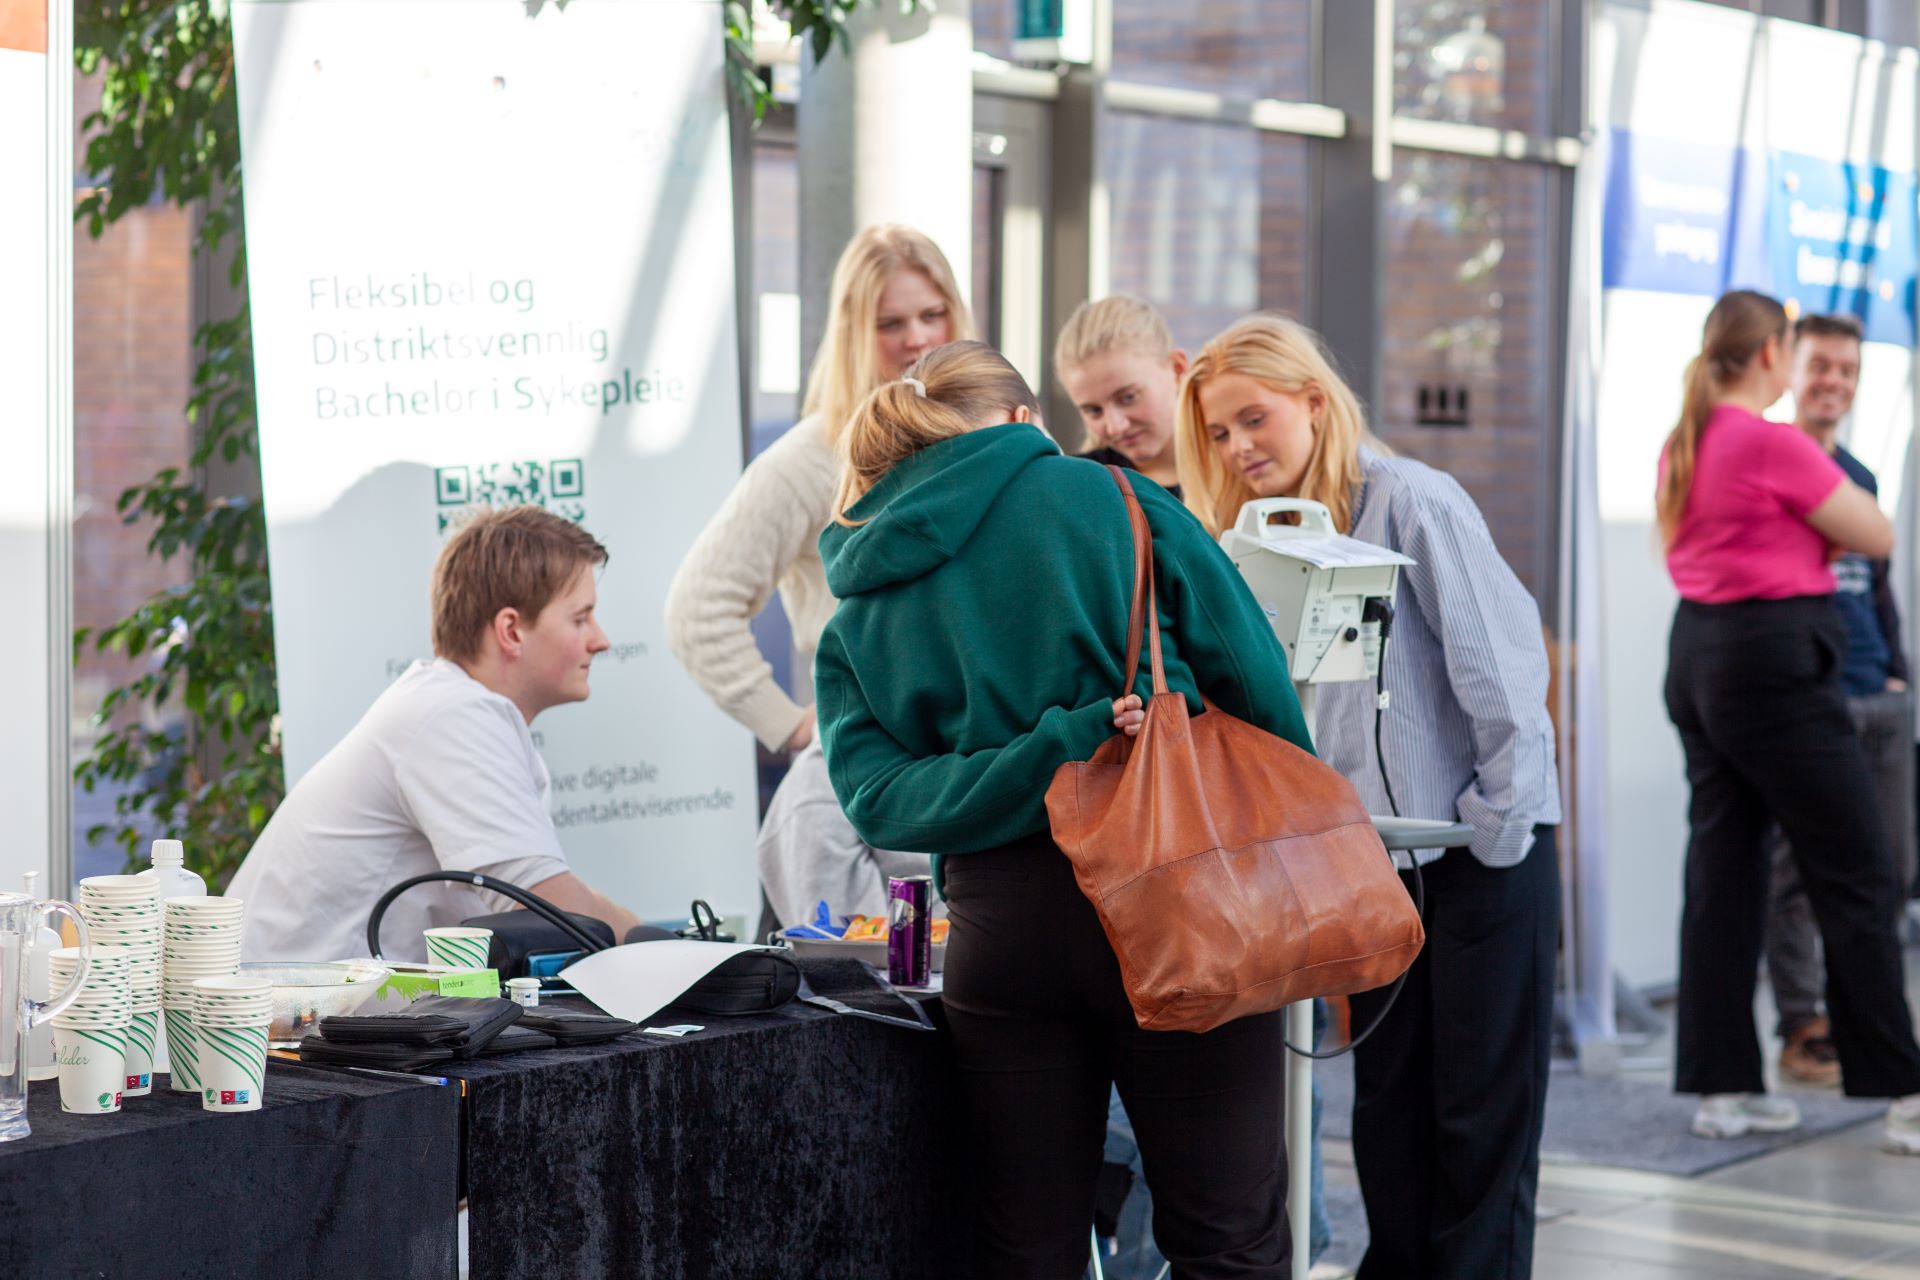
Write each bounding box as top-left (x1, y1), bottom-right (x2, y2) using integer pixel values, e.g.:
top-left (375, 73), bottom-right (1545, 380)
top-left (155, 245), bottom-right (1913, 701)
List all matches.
top-left (121, 1008), bottom-right (160, 1095)
top-left (55, 1023), bottom-right (127, 1114)
top-left (164, 1006), bottom-right (203, 1092)
top-left (195, 1022), bottom-right (268, 1112)
top-left (424, 927), bottom-right (493, 971)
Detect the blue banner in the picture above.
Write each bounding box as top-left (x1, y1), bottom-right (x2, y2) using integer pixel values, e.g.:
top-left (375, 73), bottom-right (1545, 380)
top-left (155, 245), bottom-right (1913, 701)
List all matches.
top-left (1602, 127), bottom-right (1919, 344)
top-left (1766, 151), bottom-right (1917, 346)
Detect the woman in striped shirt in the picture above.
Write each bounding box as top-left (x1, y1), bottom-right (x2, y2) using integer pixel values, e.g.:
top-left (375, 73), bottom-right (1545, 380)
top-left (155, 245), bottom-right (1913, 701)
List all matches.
top-left (1178, 313), bottom-right (1560, 1280)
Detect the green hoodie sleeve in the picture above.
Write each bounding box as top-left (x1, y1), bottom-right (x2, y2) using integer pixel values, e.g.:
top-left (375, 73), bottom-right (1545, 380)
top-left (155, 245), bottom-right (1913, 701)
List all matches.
top-left (1136, 485), bottom-right (1316, 755)
top-left (814, 629), bottom-right (1117, 855)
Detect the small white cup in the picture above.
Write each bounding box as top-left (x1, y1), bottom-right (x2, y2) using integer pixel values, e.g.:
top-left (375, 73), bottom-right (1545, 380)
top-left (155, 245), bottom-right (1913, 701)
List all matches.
top-left (196, 1022), bottom-right (268, 1112)
top-left (56, 1023), bottom-right (128, 1114)
top-left (423, 927), bottom-right (493, 970)
top-left (121, 1010), bottom-right (159, 1095)
top-left (164, 1007), bottom-right (202, 1092)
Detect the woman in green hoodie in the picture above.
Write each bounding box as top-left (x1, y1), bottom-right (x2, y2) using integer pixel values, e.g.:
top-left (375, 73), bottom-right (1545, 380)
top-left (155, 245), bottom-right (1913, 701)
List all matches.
top-left (815, 340), bottom-right (1313, 1278)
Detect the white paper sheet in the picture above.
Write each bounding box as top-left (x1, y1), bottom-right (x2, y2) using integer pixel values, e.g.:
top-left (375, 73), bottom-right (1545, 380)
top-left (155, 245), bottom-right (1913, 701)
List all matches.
top-left (558, 940), bottom-right (776, 1026)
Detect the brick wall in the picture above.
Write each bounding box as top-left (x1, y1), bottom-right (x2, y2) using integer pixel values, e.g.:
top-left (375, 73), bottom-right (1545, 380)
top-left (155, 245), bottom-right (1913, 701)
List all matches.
top-left (1379, 152), bottom-right (1553, 599)
top-left (1106, 115), bottom-right (1310, 351)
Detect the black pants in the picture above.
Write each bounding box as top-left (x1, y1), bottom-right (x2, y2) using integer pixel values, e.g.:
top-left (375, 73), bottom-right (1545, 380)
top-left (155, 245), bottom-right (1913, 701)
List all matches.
top-left (941, 834), bottom-right (1289, 1279)
top-left (1346, 828), bottom-right (1558, 1280)
top-left (1665, 596), bottom-right (1920, 1098)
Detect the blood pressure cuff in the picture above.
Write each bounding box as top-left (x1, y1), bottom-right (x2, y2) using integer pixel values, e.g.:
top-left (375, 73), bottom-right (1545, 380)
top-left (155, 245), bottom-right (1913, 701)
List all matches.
top-left (461, 909), bottom-right (616, 978)
top-left (317, 996), bottom-right (524, 1058)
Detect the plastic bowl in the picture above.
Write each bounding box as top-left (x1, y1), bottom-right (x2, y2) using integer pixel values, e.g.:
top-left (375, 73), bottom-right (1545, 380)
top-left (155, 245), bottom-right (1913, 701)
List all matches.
top-left (236, 960), bottom-right (393, 1047)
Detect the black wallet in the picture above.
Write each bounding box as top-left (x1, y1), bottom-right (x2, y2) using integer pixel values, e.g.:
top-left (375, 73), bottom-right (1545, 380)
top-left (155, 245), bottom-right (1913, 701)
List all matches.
top-left (517, 1009), bottom-right (640, 1046)
top-left (477, 1024), bottom-right (559, 1056)
top-left (296, 1038), bottom-right (457, 1071)
top-left (318, 996), bottom-right (524, 1058)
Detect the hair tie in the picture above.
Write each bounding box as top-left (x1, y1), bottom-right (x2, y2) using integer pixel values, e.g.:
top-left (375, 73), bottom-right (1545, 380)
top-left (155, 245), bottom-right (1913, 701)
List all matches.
top-left (902, 376), bottom-right (926, 397)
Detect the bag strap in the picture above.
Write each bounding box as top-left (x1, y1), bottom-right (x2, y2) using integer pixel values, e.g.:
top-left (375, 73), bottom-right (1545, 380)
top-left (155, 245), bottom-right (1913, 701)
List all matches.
top-left (1106, 466), bottom-right (1168, 697)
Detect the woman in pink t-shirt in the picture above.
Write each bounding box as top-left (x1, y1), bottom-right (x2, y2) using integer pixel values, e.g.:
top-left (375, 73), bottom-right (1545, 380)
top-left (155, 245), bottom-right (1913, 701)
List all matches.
top-left (1659, 289), bottom-right (1920, 1155)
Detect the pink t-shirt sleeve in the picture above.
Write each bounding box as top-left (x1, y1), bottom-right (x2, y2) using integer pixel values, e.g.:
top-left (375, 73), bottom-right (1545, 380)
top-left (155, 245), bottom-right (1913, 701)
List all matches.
top-left (1764, 425), bottom-right (1847, 516)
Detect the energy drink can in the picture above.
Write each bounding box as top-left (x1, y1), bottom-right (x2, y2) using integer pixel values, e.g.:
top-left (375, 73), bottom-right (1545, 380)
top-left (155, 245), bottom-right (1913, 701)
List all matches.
top-left (886, 875), bottom-right (934, 988)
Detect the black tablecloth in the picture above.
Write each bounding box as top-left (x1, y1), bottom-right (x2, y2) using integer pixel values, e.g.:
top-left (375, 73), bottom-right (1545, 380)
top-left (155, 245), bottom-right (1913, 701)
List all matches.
top-left (446, 999), bottom-right (975, 1280)
top-left (0, 1062), bottom-right (460, 1280)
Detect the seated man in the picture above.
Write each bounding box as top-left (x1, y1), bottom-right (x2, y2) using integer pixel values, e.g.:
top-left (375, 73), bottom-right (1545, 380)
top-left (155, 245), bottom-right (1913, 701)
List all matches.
top-left (232, 505), bottom-right (642, 962)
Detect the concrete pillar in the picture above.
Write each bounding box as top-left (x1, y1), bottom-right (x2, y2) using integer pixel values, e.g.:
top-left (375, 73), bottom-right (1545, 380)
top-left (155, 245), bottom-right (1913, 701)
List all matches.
top-left (797, 0), bottom-right (973, 366)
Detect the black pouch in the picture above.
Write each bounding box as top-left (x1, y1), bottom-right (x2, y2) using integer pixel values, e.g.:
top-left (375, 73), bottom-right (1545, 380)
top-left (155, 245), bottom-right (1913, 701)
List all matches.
top-left (459, 909), bottom-right (615, 979)
top-left (477, 1024), bottom-right (560, 1056)
top-left (620, 926), bottom-right (801, 1016)
top-left (319, 996), bottom-right (524, 1058)
top-left (517, 1009), bottom-right (640, 1046)
top-left (296, 1038), bottom-right (457, 1071)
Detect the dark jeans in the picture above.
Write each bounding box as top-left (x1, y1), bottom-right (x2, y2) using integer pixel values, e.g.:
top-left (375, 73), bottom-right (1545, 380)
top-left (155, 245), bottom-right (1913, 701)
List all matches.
top-left (1765, 686), bottom-right (1917, 1038)
top-left (1665, 596), bottom-right (1920, 1098)
top-left (942, 833), bottom-right (1289, 1280)
top-left (1346, 829), bottom-right (1559, 1280)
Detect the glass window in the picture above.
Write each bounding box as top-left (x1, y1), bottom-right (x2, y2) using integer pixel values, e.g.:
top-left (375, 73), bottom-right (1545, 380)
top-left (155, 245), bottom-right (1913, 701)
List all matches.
top-left (1107, 114), bottom-right (1310, 354)
top-left (973, 0), bottom-right (1014, 59)
top-left (1112, 0), bottom-right (1313, 100)
top-left (1394, 0), bottom-right (1552, 135)
top-left (1379, 152), bottom-right (1553, 600)
top-left (749, 141), bottom-right (801, 459)
top-left (71, 80), bottom-right (196, 881)
top-left (973, 166), bottom-right (1002, 349)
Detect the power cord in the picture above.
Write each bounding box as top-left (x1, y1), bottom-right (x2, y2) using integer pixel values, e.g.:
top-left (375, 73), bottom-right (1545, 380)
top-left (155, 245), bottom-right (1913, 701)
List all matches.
top-left (1284, 597), bottom-right (1425, 1060)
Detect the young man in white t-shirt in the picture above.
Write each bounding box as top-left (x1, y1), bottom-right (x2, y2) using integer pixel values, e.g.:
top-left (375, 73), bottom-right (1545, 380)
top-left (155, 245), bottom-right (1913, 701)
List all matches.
top-left (231, 505), bottom-right (644, 962)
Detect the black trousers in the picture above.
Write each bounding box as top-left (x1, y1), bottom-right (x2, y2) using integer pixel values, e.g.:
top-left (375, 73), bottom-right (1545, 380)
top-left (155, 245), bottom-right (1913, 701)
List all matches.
top-left (941, 834), bottom-right (1289, 1280)
top-left (1345, 829), bottom-right (1559, 1280)
top-left (1665, 596), bottom-right (1920, 1097)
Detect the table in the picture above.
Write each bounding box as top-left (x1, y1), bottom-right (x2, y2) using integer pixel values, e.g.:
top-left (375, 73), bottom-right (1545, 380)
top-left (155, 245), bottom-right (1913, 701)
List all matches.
top-left (0, 1063), bottom-right (460, 1280)
top-left (445, 998), bottom-right (975, 1280)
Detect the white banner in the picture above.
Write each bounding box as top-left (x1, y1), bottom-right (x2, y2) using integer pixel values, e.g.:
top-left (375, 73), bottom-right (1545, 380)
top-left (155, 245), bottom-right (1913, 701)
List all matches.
top-left (0, 3), bottom-right (54, 894)
top-left (232, 0), bottom-right (758, 923)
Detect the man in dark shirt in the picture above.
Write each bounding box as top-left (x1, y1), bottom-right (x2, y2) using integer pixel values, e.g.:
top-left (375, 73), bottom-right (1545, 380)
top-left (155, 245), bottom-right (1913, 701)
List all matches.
top-left (1767, 312), bottom-right (1916, 1086)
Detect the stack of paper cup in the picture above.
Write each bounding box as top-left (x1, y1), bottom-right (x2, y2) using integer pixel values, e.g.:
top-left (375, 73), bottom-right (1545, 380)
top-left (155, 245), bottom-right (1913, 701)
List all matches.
top-left (162, 896), bottom-right (245, 1095)
top-left (423, 926), bottom-right (493, 971)
top-left (47, 945), bottom-right (133, 1115)
top-left (190, 976), bottom-right (272, 1113)
top-left (77, 875), bottom-right (163, 1096)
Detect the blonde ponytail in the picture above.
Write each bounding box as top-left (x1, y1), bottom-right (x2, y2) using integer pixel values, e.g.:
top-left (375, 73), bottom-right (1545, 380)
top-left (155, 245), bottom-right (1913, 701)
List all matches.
top-left (1655, 290), bottom-right (1789, 547)
top-left (834, 341), bottom-right (1041, 523)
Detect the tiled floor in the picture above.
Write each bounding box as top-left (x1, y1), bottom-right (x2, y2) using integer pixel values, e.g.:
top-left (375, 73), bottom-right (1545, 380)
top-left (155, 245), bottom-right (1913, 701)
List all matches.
top-left (1317, 940), bottom-right (1920, 1279)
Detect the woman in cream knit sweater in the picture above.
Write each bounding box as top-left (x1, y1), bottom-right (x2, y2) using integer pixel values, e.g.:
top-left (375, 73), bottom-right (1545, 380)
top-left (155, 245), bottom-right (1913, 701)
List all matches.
top-left (665, 225), bottom-right (974, 753)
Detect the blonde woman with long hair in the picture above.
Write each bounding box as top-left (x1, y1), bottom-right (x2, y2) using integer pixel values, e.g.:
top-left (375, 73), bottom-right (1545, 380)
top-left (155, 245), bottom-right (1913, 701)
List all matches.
top-left (665, 225), bottom-right (972, 755)
top-left (1177, 313), bottom-right (1560, 1280)
top-left (817, 340), bottom-right (1312, 1277)
top-left (1054, 295), bottom-right (1187, 492)
top-left (1655, 289), bottom-right (1920, 1156)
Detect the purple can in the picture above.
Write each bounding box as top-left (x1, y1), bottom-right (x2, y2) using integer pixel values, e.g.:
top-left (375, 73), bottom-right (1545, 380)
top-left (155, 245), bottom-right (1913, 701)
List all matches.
top-left (886, 875), bottom-right (933, 988)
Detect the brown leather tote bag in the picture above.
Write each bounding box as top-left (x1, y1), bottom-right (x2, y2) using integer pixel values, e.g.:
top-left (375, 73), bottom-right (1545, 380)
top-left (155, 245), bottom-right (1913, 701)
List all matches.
top-left (1044, 467), bottom-right (1425, 1034)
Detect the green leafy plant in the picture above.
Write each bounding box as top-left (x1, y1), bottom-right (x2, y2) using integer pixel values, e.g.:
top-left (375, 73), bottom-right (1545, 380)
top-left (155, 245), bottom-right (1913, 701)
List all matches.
top-left (70, 0), bottom-right (894, 888)
top-left (72, 0), bottom-right (273, 890)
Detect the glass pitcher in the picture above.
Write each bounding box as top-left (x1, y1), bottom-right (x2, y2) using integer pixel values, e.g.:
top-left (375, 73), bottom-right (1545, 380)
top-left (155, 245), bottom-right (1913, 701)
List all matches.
top-left (0, 891), bottom-right (90, 1142)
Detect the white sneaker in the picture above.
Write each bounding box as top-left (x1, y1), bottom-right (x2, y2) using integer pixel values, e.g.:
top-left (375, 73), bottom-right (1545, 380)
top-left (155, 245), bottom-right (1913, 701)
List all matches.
top-left (1886, 1094), bottom-right (1920, 1155)
top-left (1692, 1093), bottom-right (1802, 1138)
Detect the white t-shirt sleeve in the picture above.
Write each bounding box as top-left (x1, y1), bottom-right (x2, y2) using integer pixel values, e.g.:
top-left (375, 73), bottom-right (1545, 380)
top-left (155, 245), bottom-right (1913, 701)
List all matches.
top-left (392, 696), bottom-right (571, 895)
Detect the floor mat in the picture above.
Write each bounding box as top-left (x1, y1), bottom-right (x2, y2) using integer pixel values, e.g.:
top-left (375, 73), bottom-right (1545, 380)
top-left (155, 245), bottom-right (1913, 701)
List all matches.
top-left (1314, 1053), bottom-right (1884, 1177)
